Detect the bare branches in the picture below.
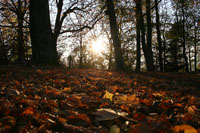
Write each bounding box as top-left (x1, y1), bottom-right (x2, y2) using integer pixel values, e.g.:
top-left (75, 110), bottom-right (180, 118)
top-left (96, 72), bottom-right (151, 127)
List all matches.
top-left (59, 16), bottom-right (103, 34)
top-left (59, 4), bottom-right (106, 34)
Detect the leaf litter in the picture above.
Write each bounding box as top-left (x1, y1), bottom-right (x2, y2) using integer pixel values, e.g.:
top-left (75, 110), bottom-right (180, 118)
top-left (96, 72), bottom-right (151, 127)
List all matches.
top-left (0, 66), bottom-right (200, 132)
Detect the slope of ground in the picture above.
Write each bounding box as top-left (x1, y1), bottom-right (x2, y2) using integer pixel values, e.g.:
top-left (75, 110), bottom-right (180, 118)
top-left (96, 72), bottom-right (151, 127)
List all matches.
top-left (0, 66), bottom-right (200, 132)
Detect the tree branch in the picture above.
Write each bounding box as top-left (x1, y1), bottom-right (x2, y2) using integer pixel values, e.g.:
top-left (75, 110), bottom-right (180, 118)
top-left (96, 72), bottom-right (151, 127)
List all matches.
top-left (59, 16), bottom-right (103, 34)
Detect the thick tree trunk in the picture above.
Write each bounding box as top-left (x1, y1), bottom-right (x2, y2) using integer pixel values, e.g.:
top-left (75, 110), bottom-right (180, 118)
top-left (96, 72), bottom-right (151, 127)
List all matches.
top-left (155, 0), bottom-right (163, 72)
top-left (146, 0), bottom-right (154, 71)
top-left (30, 0), bottom-right (58, 65)
top-left (17, 0), bottom-right (25, 62)
top-left (17, 16), bottom-right (25, 62)
top-left (106, 0), bottom-right (124, 70)
top-left (135, 1), bottom-right (141, 72)
top-left (181, 0), bottom-right (189, 72)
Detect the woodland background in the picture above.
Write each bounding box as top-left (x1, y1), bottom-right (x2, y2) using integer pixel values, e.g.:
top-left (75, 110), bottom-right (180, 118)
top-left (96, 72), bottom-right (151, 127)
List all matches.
top-left (0, 0), bottom-right (199, 72)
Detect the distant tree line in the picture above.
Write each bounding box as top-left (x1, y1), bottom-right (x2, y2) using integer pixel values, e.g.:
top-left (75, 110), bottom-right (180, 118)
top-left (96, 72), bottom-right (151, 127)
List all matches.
top-left (0, 0), bottom-right (199, 72)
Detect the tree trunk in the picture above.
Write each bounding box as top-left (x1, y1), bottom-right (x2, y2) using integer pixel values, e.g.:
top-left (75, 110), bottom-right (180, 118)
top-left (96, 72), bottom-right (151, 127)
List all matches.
top-left (146, 0), bottom-right (154, 71)
top-left (193, 16), bottom-right (197, 71)
top-left (135, 0), bottom-right (151, 71)
top-left (181, 0), bottom-right (189, 72)
top-left (108, 42), bottom-right (113, 70)
top-left (188, 46), bottom-right (192, 72)
top-left (79, 34), bottom-right (83, 69)
top-left (17, 0), bottom-right (25, 62)
top-left (51, 0), bottom-right (64, 60)
top-left (163, 32), bottom-right (166, 72)
top-left (30, 0), bottom-right (58, 65)
top-left (155, 0), bottom-right (163, 72)
top-left (135, 0), bottom-right (141, 72)
top-left (106, 0), bottom-right (124, 70)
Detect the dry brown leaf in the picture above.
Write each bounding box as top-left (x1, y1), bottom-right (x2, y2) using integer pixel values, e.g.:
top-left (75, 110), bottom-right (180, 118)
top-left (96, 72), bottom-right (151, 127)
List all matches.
top-left (128, 121), bottom-right (153, 133)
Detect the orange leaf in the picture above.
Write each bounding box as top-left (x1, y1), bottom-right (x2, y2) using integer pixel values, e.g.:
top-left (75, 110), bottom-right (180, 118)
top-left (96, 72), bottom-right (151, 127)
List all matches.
top-left (99, 102), bottom-right (109, 108)
top-left (174, 103), bottom-right (183, 108)
top-left (141, 99), bottom-right (152, 106)
top-left (108, 72), bottom-right (112, 76)
top-left (60, 79), bottom-right (65, 83)
top-left (58, 117), bottom-right (67, 123)
top-left (172, 124), bottom-right (197, 133)
top-left (121, 104), bottom-right (128, 111)
top-left (63, 87), bottom-right (71, 92)
top-left (23, 107), bottom-right (34, 115)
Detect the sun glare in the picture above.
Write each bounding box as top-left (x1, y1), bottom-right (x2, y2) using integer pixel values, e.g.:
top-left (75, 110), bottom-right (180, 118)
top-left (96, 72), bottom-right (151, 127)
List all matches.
top-left (91, 39), bottom-right (105, 53)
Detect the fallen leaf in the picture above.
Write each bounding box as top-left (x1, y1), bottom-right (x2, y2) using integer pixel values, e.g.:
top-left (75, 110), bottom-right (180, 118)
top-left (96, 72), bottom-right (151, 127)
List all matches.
top-left (188, 105), bottom-right (197, 115)
top-left (68, 114), bottom-right (92, 126)
top-left (128, 121), bottom-right (153, 133)
top-left (63, 87), bottom-right (71, 92)
top-left (114, 94), bottom-right (127, 104)
top-left (141, 99), bottom-right (152, 106)
top-left (93, 109), bottom-right (120, 122)
top-left (108, 72), bottom-right (113, 76)
top-left (103, 90), bottom-right (113, 101)
top-left (109, 125), bottom-right (120, 133)
top-left (172, 124), bottom-right (197, 133)
top-left (22, 107), bottom-right (34, 115)
top-left (93, 108), bottom-right (128, 122)
top-left (58, 117), bottom-right (67, 123)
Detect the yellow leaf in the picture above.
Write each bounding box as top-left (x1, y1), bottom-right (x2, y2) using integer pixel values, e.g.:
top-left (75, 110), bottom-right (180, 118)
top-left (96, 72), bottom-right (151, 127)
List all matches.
top-left (109, 125), bottom-right (120, 133)
top-left (103, 90), bottom-right (113, 101)
top-left (172, 124), bottom-right (197, 133)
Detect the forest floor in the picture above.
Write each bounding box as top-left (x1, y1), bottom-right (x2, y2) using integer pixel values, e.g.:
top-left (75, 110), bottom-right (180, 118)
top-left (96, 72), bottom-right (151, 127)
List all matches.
top-left (0, 66), bottom-right (200, 132)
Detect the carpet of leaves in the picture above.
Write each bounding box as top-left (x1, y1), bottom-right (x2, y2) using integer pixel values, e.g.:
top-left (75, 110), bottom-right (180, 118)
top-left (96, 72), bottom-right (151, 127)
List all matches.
top-left (0, 66), bottom-right (200, 132)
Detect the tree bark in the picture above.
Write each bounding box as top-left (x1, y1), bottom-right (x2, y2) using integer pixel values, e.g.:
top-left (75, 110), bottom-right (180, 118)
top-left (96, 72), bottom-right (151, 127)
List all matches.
top-left (193, 16), bottom-right (197, 71)
top-left (30, 0), bottom-right (58, 65)
top-left (106, 0), bottom-right (124, 70)
top-left (135, 0), bottom-right (141, 72)
top-left (17, 0), bottom-right (25, 62)
top-left (181, 0), bottom-right (189, 72)
top-left (155, 0), bottom-right (163, 72)
top-left (79, 34), bottom-right (83, 69)
top-left (146, 0), bottom-right (154, 71)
